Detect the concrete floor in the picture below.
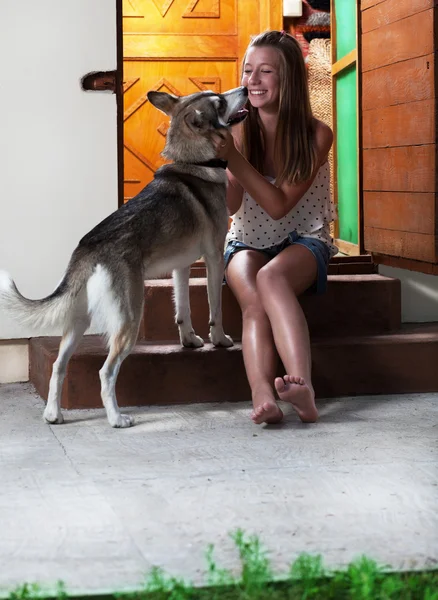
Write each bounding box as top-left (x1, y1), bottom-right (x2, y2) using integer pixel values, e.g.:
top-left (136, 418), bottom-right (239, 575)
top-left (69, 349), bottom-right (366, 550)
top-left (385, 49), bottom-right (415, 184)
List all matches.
top-left (0, 383), bottom-right (437, 596)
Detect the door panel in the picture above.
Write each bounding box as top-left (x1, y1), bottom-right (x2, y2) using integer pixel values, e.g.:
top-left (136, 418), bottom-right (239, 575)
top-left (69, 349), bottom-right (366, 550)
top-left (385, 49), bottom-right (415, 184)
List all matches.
top-left (123, 0), bottom-right (281, 196)
top-left (335, 0), bottom-right (356, 59)
top-left (360, 0), bottom-right (438, 268)
top-left (361, 8), bottom-right (433, 71)
top-left (361, 54), bottom-right (434, 111)
top-left (123, 0), bottom-right (236, 34)
top-left (335, 66), bottom-right (358, 246)
top-left (123, 60), bottom-right (237, 198)
top-left (331, 0), bottom-right (360, 254)
top-left (124, 35), bottom-right (238, 59)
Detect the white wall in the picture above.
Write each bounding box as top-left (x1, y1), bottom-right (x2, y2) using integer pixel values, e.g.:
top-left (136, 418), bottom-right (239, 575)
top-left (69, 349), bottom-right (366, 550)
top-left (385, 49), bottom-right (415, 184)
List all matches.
top-left (379, 265), bottom-right (438, 323)
top-left (0, 341), bottom-right (28, 383)
top-left (0, 0), bottom-right (118, 339)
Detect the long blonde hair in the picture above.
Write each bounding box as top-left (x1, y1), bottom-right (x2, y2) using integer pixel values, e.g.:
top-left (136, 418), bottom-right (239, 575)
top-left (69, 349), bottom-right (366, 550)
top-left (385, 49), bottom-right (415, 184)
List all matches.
top-left (241, 30), bottom-right (317, 186)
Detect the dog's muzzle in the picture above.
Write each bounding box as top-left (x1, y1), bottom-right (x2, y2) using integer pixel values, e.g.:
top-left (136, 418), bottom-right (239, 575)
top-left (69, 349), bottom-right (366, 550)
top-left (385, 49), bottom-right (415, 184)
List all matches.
top-left (227, 108), bottom-right (248, 127)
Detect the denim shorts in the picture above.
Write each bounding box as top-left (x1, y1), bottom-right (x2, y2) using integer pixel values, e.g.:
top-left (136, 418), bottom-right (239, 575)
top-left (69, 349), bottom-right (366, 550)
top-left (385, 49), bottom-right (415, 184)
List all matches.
top-left (224, 231), bottom-right (331, 295)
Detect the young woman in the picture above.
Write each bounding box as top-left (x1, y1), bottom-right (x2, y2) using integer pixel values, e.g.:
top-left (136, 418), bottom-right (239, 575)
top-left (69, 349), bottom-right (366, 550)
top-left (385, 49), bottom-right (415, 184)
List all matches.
top-left (214, 30), bottom-right (337, 425)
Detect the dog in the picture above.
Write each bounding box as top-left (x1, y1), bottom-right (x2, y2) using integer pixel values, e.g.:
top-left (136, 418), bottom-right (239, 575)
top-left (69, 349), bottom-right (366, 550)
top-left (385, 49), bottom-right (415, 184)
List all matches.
top-left (0, 85), bottom-right (248, 428)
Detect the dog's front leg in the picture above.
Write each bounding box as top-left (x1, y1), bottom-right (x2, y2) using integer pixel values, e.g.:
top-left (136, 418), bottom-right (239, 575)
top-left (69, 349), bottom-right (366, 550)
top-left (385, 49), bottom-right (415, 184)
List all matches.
top-left (204, 252), bottom-right (233, 347)
top-left (173, 267), bottom-right (204, 347)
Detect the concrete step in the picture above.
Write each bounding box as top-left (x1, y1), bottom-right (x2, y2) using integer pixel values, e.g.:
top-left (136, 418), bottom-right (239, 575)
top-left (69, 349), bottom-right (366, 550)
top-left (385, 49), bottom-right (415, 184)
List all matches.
top-left (140, 274), bottom-right (401, 341)
top-left (29, 323), bottom-right (438, 410)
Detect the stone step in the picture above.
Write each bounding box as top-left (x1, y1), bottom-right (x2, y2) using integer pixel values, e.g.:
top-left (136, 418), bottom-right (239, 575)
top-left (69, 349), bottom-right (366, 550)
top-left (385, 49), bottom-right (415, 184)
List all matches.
top-left (29, 323), bottom-right (438, 410)
top-left (140, 274), bottom-right (401, 341)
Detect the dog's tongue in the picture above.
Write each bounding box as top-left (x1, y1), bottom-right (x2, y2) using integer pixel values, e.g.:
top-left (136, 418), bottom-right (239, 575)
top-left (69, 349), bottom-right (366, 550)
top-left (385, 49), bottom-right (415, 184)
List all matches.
top-left (227, 107), bottom-right (249, 126)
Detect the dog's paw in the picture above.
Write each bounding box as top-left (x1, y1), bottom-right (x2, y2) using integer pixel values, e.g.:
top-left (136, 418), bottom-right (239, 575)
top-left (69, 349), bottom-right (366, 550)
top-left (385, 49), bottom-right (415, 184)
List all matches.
top-left (181, 331), bottom-right (204, 348)
top-left (43, 407), bottom-right (64, 425)
top-left (210, 329), bottom-right (234, 347)
top-left (110, 413), bottom-right (134, 428)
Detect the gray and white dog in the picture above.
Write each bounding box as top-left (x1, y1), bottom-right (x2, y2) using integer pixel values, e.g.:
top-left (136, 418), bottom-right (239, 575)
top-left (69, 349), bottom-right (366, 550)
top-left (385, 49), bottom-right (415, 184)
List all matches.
top-left (0, 85), bottom-right (248, 428)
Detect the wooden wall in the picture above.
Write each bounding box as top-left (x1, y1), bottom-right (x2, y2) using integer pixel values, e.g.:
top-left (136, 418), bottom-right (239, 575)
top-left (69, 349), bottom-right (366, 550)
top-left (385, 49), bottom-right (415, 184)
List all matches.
top-left (360, 0), bottom-right (437, 268)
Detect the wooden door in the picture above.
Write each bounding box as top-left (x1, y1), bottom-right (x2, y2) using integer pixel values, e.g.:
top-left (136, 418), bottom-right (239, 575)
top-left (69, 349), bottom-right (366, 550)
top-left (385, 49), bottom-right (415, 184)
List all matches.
top-left (331, 0), bottom-right (360, 256)
top-left (122, 0), bottom-right (282, 202)
top-left (360, 0), bottom-right (438, 274)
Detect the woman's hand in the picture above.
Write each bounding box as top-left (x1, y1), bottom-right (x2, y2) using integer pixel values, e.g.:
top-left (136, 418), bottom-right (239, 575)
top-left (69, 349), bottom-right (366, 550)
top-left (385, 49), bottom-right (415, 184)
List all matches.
top-left (212, 130), bottom-right (236, 160)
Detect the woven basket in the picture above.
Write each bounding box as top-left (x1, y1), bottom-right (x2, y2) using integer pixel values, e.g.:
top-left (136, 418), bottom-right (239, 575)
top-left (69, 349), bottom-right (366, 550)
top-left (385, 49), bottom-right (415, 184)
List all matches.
top-left (307, 38), bottom-right (336, 235)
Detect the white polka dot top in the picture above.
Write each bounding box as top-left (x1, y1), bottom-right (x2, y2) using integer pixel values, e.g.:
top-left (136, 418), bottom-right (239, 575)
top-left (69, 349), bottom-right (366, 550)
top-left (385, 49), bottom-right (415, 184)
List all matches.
top-left (227, 161), bottom-right (338, 257)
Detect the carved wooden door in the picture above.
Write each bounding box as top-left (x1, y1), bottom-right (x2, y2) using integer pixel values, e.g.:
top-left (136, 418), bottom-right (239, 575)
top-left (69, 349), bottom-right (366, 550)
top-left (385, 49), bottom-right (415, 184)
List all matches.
top-left (122, 0), bottom-right (281, 201)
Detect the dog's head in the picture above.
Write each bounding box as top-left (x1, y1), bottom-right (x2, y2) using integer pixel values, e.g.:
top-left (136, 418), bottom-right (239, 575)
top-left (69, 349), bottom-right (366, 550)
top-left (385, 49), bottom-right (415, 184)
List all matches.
top-left (147, 87), bottom-right (248, 163)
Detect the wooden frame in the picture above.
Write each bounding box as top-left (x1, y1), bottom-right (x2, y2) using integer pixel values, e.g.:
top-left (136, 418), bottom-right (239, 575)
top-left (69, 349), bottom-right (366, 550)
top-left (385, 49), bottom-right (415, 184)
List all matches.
top-left (356, 1), bottom-right (364, 255)
top-left (332, 48), bottom-right (356, 76)
top-left (116, 0), bottom-right (124, 208)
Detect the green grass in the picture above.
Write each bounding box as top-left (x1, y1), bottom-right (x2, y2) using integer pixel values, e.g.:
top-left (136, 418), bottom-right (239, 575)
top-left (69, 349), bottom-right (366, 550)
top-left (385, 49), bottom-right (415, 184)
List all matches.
top-left (6, 530), bottom-right (438, 600)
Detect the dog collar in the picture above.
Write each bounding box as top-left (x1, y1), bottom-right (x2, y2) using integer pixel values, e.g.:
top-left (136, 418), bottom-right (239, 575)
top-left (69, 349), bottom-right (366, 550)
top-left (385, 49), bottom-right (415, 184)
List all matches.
top-left (193, 159), bottom-right (228, 169)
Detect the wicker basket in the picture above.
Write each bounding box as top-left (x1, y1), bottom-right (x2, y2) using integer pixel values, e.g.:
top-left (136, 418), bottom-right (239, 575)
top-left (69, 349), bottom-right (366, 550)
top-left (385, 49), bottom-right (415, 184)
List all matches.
top-left (307, 38), bottom-right (336, 235)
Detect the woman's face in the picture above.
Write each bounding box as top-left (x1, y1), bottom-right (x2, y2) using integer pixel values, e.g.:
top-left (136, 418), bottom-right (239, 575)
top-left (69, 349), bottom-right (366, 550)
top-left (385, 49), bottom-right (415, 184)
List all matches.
top-left (242, 46), bottom-right (281, 113)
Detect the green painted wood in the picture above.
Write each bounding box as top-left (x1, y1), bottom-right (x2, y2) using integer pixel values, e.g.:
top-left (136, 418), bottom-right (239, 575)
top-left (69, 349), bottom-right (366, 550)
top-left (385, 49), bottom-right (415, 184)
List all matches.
top-left (336, 66), bottom-right (358, 245)
top-left (334, 0), bottom-right (357, 60)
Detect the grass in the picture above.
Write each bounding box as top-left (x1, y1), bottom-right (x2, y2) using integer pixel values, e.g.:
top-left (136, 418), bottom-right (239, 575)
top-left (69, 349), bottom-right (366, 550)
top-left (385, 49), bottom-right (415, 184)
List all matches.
top-left (5, 530), bottom-right (438, 600)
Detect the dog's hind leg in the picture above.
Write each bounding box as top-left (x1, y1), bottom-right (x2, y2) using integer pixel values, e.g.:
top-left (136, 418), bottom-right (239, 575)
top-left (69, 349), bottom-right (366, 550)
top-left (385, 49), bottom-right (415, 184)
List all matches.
top-left (204, 251), bottom-right (233, 347)
top-left (43, 312), bottom-right (90, 425)
top-left (99, 326), bottom-right (139, 428)
top-left (173, 266), bottom-right (204, 348)
top-left (99, 277), bottom-right (144, 428)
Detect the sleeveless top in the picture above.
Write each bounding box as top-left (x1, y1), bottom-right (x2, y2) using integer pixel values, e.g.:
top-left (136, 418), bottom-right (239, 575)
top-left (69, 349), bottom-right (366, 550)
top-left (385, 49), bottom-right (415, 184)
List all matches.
top-left (227, 161), bottom-right (338, 257)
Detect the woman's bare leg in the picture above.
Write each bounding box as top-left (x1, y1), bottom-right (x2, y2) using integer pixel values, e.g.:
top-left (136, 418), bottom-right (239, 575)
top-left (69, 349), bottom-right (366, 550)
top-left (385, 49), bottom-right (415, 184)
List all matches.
top-left (256, 244), bottom-right (319, 423)
top-left (226, 250), bottom-right (283, 423)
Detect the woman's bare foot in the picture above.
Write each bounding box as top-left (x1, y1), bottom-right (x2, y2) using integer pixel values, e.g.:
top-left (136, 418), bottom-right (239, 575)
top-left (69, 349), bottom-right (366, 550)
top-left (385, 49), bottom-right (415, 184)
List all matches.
top-left (275, 375), bottom-right (318, 423)
top-left (251, 396), bottom-right (284, 425)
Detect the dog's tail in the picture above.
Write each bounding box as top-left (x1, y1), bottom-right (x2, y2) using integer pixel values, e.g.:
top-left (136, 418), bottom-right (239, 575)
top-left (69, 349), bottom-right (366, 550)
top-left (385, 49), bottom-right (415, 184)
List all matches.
top-left (0, 259), bottom-right (87, 331)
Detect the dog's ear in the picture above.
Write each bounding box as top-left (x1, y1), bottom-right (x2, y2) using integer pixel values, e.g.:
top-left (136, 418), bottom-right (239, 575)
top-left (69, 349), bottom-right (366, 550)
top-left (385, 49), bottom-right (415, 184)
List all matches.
top-left (184, 109), bottom-right (204, 131)
top-left (147, 91), bottom-right (179, 116)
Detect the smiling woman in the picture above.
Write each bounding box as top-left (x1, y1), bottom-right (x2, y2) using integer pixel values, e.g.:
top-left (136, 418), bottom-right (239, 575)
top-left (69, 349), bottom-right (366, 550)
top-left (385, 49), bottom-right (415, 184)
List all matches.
top-left (240, 31), bottom-right (318, 188)
top-left (212, 30), bottom-right (336, 427)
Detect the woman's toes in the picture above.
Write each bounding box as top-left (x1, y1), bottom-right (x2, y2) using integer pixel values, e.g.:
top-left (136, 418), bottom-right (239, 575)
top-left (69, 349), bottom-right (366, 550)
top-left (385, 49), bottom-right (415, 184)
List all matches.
top-left (252, 401), bottom-right (283, 425)
top-left (274, 377), bottom-right (286, 394)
